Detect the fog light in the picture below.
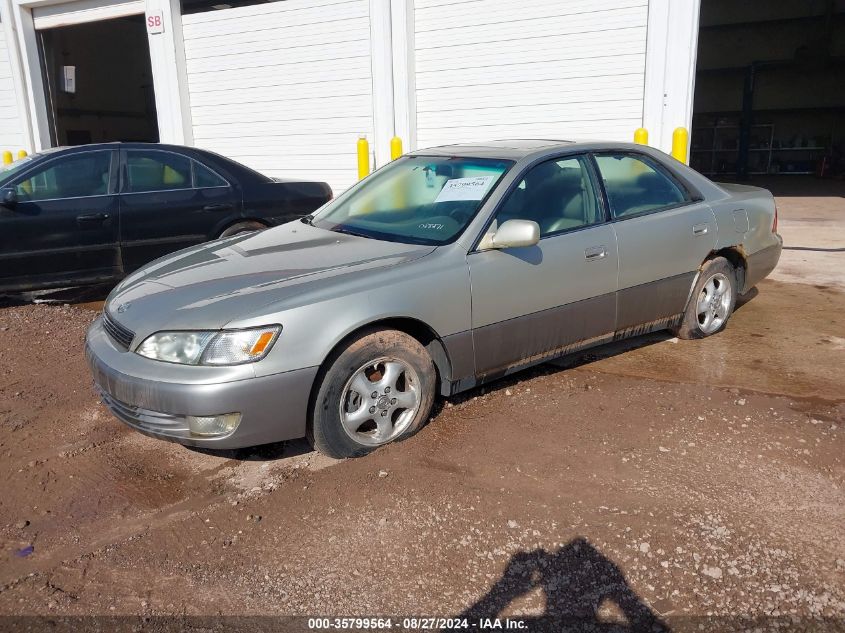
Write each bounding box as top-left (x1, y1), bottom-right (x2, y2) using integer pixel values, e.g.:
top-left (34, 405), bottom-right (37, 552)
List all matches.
top-left (187, 413), bottom-right (241, 437)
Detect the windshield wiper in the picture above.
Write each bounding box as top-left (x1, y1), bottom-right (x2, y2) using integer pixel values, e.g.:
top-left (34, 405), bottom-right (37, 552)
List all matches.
top-left (300, 214), bottom-right (314, 225)
top-left (331, 226), bottom-right (371, 239)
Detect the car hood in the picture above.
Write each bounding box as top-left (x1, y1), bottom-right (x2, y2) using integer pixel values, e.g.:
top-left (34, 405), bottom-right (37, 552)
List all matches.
top-left (106, 222), bottom-right (436, 336)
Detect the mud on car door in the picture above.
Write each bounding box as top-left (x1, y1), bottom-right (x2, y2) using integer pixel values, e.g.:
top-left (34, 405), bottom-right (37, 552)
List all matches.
top-left (591, 152), bottom-right (717, 335)
top-left (468, 154), bottom-right (618, 378)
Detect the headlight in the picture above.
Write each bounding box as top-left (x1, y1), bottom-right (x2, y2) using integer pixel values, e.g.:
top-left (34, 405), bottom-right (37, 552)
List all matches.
top-left (136, 326), bottom-right (281, 365)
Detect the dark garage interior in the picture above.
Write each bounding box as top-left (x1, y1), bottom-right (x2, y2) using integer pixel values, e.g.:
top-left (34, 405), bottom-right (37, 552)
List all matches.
top-left (38, 14), bottom-right (159, 146)
top-left (692, 0), bottom-right (845, 182)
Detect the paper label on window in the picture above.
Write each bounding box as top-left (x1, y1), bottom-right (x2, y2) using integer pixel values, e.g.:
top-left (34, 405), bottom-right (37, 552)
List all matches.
top-left (434, 175), bottom-right (495, 203)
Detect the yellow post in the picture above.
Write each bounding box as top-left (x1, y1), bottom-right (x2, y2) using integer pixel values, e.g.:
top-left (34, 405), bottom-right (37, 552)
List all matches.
top-left (671, 127), bottom-right (689, 164)
top-left (17, 150), bottom-right (27, 160)
top-left (634, 128), bottom-right (648, 145)
top-left (357, 136), bottom-right (370, 180)
top-left (390, 136), bottom-right (403, 160)
top-left (2, 151), bottom-right (12, 165)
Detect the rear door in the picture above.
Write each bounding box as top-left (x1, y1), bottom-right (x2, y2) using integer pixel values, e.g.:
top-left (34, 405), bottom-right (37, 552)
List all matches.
top-left (592, 152), bottom-right (717, 334)
top-left (468, 154), bottom-right (618, 378)
top-left (0, 149), bottom-right (119, 291)
top-left (118, 148), bottom-right (240, 272)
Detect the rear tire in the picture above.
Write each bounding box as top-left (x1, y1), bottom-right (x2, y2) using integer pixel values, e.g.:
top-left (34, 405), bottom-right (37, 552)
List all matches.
top-left (308, 328), bottom-right (436, 459)
top-left (219, 221), bottom-right (266, 238)
top-left (675, 257), bottom-right (737, 340)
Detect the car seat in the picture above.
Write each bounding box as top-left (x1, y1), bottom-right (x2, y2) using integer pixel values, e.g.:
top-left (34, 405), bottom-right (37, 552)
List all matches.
top-left (528, 167), bottom-right (585, 234)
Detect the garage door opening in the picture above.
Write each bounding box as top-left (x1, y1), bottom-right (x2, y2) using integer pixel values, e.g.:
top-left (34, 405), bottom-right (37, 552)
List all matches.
top-left (38, 14), bottom-right (158, 146)
top-left (691, 0), bottom-right (845, 187)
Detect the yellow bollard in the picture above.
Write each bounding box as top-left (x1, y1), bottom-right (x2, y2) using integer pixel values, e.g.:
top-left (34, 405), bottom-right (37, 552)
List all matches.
top-left (357, 136), bottom-right (370, 180)
top-left (634, 128), bottom-right (648, 145)
top-left (671, 127), bottom-right (689, 164)
top-left (17, 150), bottom-right (27, 160)
top-left (390, 136), bottom-right (403, 161)
top-left (2, 151), bottom-right (12, 165)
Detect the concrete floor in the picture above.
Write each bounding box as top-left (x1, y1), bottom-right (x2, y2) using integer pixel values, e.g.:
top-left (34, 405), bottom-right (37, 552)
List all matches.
top-left (745, 176), bottom-right (844, 290)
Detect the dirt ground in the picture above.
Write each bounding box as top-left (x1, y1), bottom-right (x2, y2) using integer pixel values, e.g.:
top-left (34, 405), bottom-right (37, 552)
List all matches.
top-left (0, 179), bottom-right (843, 631)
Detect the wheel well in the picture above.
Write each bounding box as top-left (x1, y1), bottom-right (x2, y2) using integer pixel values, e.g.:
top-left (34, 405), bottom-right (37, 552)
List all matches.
top-left (304, 317), bottom-right (453, 440)
top-left (708, 247), bottom-right (747, 292)
top-left (218, 218), bottom-right (269, 237)
top-left (315, 317), bottom-right (453, 398)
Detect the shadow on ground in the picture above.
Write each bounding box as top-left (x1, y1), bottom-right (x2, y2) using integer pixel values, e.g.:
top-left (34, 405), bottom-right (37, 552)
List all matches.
top-left (458, 537), bottom-right (668, 632)
top-left (187, 438), bottom-right (311, 461)
top-left (0, 282), bottom-right (113, 310)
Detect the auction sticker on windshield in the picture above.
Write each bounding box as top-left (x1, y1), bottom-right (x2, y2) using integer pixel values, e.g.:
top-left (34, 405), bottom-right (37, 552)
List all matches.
top-left (434, 175), bottom-right (495, 203)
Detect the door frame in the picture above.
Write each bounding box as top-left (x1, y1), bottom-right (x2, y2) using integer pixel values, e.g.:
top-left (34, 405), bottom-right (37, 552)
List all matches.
top-left (0, 0), bottom-right (193, 152)
top-left (642, 0), bottom-right (702, 156)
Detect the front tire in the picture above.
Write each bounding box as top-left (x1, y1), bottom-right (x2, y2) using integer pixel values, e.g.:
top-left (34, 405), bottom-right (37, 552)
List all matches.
top-left (308, 328), bottom-right (436, 458)
top-left (675, 257), bottom-right (737, 340)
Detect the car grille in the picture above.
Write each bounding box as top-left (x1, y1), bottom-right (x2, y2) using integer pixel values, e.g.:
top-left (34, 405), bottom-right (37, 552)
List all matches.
top-left (102, 312), bottom-right (135, 350)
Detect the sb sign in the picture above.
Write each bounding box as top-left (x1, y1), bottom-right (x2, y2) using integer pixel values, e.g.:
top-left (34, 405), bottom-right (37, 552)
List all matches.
top-left (146, 11), bottom-right (164, 34)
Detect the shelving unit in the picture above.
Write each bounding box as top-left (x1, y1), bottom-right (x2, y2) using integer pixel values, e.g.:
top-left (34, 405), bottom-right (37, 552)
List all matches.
top-left (691, 124), bottom-right (773, 176)
top-left (691, 122), bottom-right (830, 176)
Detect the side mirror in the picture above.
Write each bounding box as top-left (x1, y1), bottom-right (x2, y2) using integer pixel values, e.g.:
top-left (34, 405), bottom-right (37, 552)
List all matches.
top-left (486, 219), bottom-right (540, 249)
top-left (1, 187), bottom-right (17, 207)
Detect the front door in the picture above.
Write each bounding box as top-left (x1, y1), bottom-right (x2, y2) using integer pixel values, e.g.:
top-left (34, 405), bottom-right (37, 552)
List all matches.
top-left (0, 149), bottom-right (119, 291)
top-left (592, 152), bottom-right (717, 334)
top-left (467, 155), bottom-right (619, 379)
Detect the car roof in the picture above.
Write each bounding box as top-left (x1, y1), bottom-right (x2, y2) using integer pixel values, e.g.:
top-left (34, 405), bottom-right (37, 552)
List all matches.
top-left (10, 142), bottom-right (272, 184)
top-left (407, 139), bottom-right (664, 160)
top-left (45, 142), bottom-right (207, 153)
top-left (408, 139), bottom-right (576, 160)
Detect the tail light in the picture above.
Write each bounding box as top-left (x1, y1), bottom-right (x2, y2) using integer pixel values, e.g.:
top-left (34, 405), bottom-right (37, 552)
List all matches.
top-left (772, 203), bottom-right (778, 233)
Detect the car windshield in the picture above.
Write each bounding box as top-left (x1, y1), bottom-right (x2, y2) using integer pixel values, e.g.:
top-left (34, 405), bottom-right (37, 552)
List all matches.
top-left (0, 148), bottom-right (64, 184)
top-left (311, 155), bottom-right (513, 245)
top-left (0, 155), bottom-right (38, 181)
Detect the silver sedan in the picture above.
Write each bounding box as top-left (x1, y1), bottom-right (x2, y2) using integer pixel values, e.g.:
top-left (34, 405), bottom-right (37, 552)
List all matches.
top-left (86, 140), bottom-right (782, 458)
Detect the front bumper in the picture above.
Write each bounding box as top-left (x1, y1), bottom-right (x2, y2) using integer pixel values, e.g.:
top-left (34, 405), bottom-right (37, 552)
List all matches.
top-left (85, 317), bottom-right (318, 449)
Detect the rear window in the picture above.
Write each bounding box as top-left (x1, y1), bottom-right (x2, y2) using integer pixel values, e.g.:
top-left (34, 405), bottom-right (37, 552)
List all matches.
top-left (125, 151), bottom-right (192, 193)
top-left (594, 154), bottom-right (688, 218)
top-left (193, 161), bottom-right (228, 188)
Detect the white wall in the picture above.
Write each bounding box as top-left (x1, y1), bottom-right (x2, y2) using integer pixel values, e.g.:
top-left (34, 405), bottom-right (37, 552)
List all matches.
top-left (409, 0), bottom-right (650, 150)
top-left (0, 0), bottom-right (703, 181)
top-left (0, 20), bottom-right (27, 151)
top-left (182, 0), bottom-right (376, 193)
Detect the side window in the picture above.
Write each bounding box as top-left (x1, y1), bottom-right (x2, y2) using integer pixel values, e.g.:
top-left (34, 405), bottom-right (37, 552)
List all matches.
top-left (594, 154), bottom-right (687, 219)
top-left (496, 155), bottom-right (602, 237)
top-left (193, 161), bottom-right (228, 188)
top-left (125, 151), bottom-right (192, 193)
top-left (14, 152), bottom-right (112, 201)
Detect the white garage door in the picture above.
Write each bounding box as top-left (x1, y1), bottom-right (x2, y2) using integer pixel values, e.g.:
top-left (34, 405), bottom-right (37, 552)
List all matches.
top-left (182, 0), bottom-right (375, 194)
top-left (0, 24), bottom-right (26, 152)
top-left (412, 0), bottom-right (649, 150)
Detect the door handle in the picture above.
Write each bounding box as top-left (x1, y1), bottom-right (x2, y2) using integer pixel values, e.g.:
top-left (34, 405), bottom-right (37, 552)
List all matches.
top-left (693, 223), bottom-right (709, 235)
top-left (202, 203), bottom-right (234, 211)
top-left (76, 212), bottom-right (110, 223)
top-left (584, 245), bottom-right (607, 261)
